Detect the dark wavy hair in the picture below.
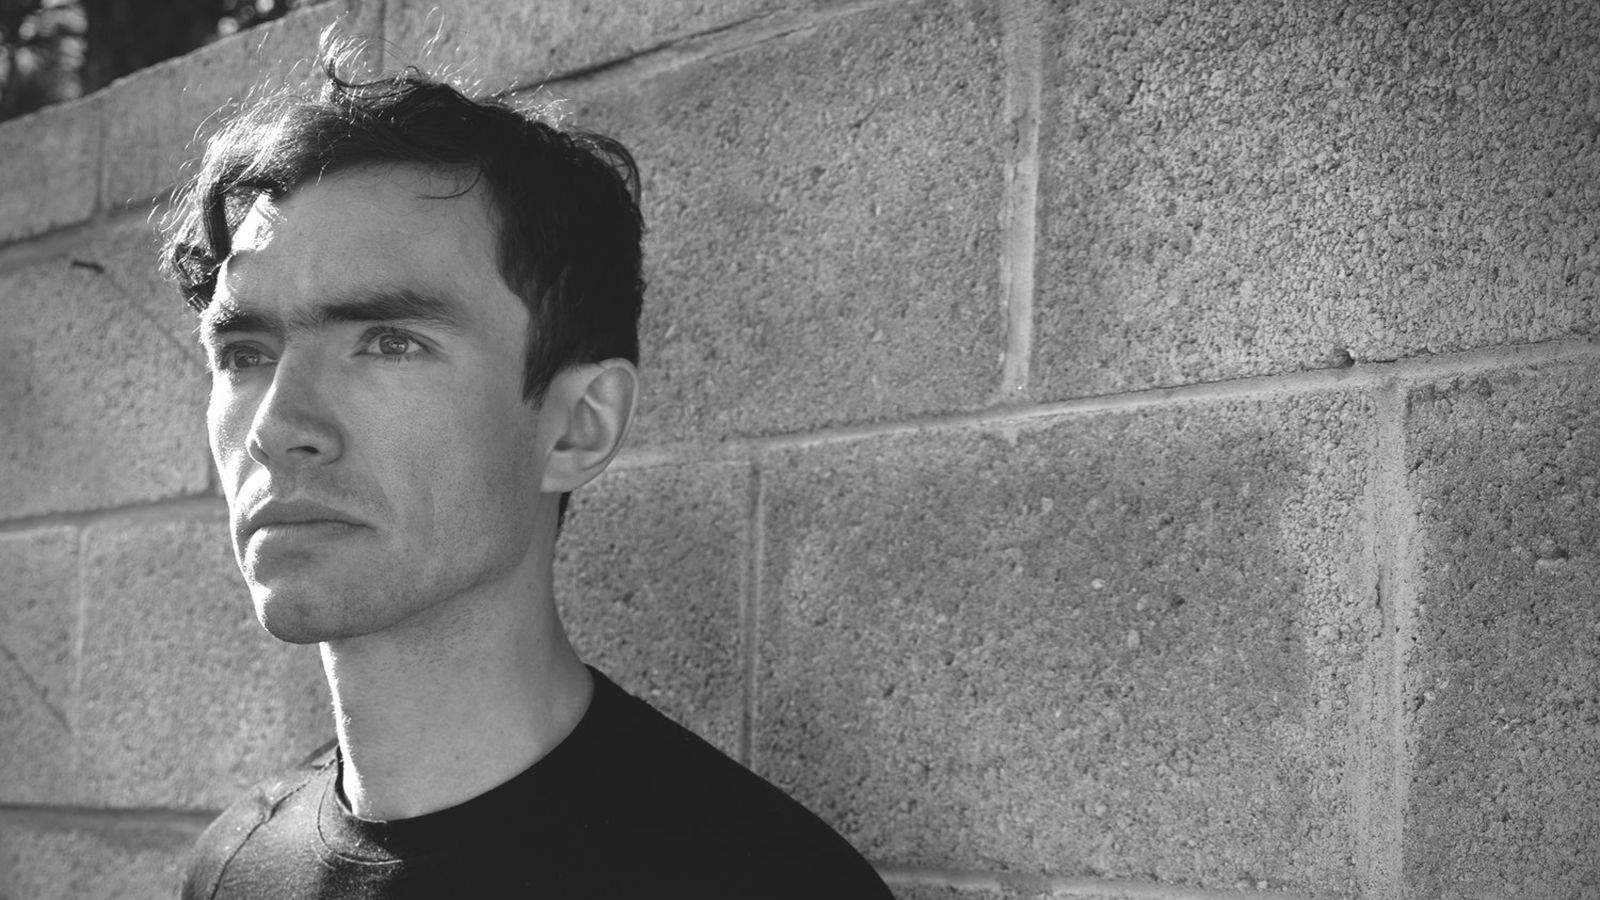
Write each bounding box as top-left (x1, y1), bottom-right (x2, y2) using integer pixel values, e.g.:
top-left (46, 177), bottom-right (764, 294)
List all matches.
top-left (158, 42), bottom-right (645, 405)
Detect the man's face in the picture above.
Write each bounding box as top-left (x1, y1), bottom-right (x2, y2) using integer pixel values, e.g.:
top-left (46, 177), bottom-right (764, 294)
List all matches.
top-left (201, 164), bottom-right (550, 644)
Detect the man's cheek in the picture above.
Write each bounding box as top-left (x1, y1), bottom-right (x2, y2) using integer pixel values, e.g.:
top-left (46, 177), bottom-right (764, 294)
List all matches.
top-left (207, 403), bottom-right (252, 503)
top-left (206, 386), bottom-right (237, 458)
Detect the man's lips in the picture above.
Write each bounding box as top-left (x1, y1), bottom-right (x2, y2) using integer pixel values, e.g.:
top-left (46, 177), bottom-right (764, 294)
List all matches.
top-left (241, 499), bottom-right (368, 539)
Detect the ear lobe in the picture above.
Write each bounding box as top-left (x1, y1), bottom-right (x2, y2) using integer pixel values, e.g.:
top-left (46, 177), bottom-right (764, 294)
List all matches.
top-left (539, 360), bottom-right (638, 495)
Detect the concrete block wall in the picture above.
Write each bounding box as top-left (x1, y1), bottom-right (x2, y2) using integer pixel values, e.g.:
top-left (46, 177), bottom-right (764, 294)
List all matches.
top-left (1, 1), bottom-right (1595, 897)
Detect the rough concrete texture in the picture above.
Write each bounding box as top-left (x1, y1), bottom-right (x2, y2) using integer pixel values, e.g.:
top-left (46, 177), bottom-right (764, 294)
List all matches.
top-left (74, 516), bottom-right (330, 809)
top-left (887, 884), bottom-right (1190, 900)
top-left (1036, 1), bottom-right (1600, 398)
top-left (0, 529), bottom-right (78, 804)
top-left (887, 881), bottom-right (1027, 900)
top-left (98, 1), bottom-right (372, 209)
top-left (554, 462), bottom-right (751, 757)
top-left (386, 0), bottom-right (780, 89)
top-left (0, 221), bottom-right (211, 519)
top-left (0, 814), bottom-right (199, 900)
top-left (1401, 359), bottom-right (1600, 897)
top-left (58, 214), bottom-right (204, 338)
top-left (757, 392), bottom-right (1377, 893)
top-left (887, 880), bottom-right (1055, 900)
top-left (574, 0), bottom-right (1006, 443)
top-left (0, 98), bottom-right (98, 243)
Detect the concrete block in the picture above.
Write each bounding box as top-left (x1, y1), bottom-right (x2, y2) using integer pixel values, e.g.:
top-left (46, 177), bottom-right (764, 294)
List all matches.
top-left (555, 462), bottom-right (751, 756)
top-left (887, 884), bottom-right (1154, 900)
top-left (386, 0), bottom-right (780, 89)
top-left (99, 1), bottom-right (374, 209)
top-left (574, 0), bottom-right (1007, 442)
top-left (0, 221), bottom-right (211, 519)
top-left (0, 528), bottom-right (78, 803)
top-left (757, 391), bottom-right (1377, 893)
top-left (1401, 359), bottom-right (1600, 897)
top-left (1036, 1), bottom-right (1600, 398)
top-left (0, 98), bottom-right (98, 243)
top-left (74, 516), bottom-right (330, 809)
top-left (0, 813), bottom-right (199, 900)
top-left (886, 881), bottom-right (1043, 900)
top-left (56, 215), bottom-right (201, 338)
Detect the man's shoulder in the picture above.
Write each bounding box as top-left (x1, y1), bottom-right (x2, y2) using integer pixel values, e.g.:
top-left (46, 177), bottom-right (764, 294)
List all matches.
top-left (179, 679), bottom-right (893, 899)
top-left (575, 669), bottom-right (786, 815)
top-left (570, 669), bottom-right (893, 897)
top-left (179, 740), bottom-right (335, 900)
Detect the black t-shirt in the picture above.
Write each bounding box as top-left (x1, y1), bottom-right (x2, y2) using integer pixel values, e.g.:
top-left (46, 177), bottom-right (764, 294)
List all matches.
top-left (182, 668), bottom-right (892, 899)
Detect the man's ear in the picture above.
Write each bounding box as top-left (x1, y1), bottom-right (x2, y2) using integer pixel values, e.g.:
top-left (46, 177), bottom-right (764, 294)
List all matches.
top-left (539, 359), bottom-right (638, 494)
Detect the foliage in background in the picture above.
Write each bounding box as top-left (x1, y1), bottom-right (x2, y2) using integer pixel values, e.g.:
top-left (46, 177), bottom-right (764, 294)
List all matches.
top-left (0, 0), bottom-right (298, 122)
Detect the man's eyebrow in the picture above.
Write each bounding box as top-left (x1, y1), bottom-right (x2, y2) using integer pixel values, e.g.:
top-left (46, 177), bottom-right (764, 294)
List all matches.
top-left (199, 287), bottom-right (468, 341)
top-left (316, 287), bottom-right (468, 331)
top-left (199, 303), bottom-right (278, 342)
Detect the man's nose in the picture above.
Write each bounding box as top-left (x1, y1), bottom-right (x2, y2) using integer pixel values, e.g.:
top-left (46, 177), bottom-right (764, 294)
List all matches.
top-left (245, 351), bottom-right (344, 467)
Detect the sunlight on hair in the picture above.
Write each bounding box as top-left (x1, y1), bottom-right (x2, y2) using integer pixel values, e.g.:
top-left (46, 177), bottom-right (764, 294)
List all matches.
top-left (394, 7), bottom-right (499, 101)
top-left (314, 21), bottom-right (382, 91)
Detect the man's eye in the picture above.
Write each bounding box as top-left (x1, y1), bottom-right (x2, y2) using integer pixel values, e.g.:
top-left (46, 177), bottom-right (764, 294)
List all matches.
top-left (362, 330), bottom-right (423, 358)
top-left (217, 345), bottom-right (271, 371)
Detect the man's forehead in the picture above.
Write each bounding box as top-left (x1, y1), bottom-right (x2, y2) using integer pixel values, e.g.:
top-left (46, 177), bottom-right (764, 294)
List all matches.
top-left (216, 194), bottom-right (287, 293)
top-left (206, 166), bottom-right (522, 335)
top-left (223, 166), bottom-right (496, 268)
top-left (230, 194), bottom-right (285, 260)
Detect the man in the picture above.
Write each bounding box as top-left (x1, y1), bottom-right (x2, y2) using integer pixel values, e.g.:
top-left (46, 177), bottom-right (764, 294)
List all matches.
top-left (162, 43), bottom-right (893, 898)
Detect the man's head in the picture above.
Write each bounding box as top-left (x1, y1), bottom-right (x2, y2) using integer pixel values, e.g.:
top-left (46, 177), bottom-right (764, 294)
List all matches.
top-left (162, 49), bottom-right (645, 404)
top-left (161, 49), bottom-right (643, 644)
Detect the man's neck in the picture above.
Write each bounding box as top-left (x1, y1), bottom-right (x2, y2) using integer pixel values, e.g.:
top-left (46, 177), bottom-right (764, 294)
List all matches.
top-left (319, 583), bottom-right (592, 821)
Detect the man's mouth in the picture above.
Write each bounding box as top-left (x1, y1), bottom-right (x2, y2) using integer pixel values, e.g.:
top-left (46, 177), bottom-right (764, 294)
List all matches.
top-left (242, 498), bottom-right (368, 540)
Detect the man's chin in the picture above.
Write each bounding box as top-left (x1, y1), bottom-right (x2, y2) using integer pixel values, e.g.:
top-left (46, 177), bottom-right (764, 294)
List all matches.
top-left (254, 605), bottom-right (330, 645)
top-left (249, 583), bottom-right (362, 645)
